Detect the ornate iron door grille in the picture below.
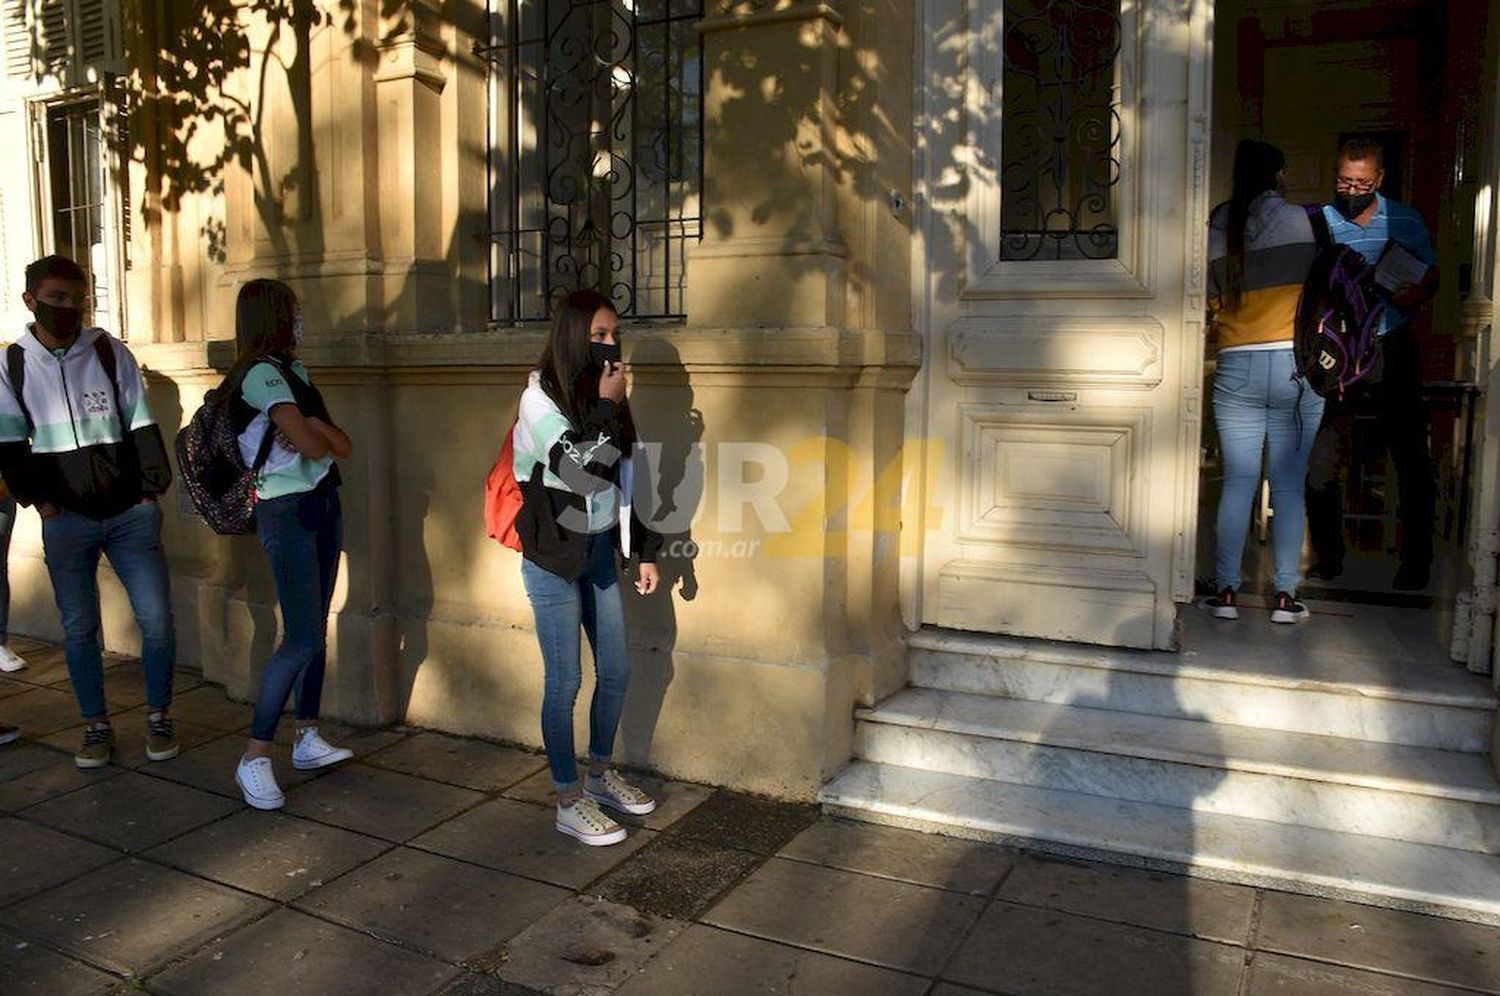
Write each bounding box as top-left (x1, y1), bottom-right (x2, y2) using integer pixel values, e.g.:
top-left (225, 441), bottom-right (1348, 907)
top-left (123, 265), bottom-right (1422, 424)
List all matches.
top-left (486, 0), bottom-right (704, 322)
top-left (999, 0), bottom-right (1122, 261)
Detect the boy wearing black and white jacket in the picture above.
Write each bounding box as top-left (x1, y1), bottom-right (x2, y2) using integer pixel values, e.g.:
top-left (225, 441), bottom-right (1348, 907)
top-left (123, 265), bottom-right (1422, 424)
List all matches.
top-left (0, 255), bottom-right (178, 767)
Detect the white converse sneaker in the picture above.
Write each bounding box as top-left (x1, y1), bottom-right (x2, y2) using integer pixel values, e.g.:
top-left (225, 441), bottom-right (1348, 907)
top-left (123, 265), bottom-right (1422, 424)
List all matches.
top-left (291, 727), bottom-right (354, 770)
top-left (236, 755), bottom-right (285, 810)
top-left (0, 645), bottom-right (26, 672)
top-left (556, 797), bottom-right (628, 846)
top-left (585, 769), bottom-right (658, 816)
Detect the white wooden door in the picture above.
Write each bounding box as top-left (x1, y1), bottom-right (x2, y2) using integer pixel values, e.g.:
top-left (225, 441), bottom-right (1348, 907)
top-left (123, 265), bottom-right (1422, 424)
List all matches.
top-left (907, 0), bottom-right (1213, 649)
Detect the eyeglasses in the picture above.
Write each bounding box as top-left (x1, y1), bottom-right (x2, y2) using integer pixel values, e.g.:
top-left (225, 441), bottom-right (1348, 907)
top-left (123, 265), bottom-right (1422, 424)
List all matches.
top-left (33, 290), bottom-right (90, 308)
top-left (1335, 177), bottom-right (1379, 194)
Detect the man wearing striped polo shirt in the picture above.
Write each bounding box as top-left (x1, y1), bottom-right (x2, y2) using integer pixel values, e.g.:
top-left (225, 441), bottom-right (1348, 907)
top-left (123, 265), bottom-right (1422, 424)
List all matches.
top-left (1305, 137), bottom-right (1441, 591)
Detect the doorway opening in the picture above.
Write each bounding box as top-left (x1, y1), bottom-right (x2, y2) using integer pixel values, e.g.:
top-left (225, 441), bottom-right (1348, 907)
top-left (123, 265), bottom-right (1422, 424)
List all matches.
top-left (1194, 0), bottom-right (1491, 676)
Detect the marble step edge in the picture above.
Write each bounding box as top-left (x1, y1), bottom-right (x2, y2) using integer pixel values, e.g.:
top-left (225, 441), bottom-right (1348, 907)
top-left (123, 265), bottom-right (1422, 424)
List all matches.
top-left (856, 689), bottom-right (1500, 804)
top-left (908, 629), bottom-right (1498, 709)
top-left (820, 761), bottom-right (1500, 926)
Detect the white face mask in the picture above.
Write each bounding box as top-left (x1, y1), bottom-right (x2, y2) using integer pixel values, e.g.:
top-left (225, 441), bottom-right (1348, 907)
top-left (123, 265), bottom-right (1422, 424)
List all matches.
top-left (292, 313), bottom-right (306, 345)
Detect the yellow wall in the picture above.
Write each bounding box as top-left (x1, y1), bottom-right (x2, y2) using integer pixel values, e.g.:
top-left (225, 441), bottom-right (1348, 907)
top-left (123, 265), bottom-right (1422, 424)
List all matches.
top-left (6, 0), bottom-right (919, 799)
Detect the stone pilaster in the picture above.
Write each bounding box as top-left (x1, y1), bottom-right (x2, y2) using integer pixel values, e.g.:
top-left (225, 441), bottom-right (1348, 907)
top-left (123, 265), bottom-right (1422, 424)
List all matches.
top-left (687, 1), bottom-right (848, 327)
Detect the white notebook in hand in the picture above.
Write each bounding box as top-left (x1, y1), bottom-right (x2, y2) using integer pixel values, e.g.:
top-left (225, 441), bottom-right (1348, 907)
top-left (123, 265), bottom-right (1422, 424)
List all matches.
top-left (1373, 240), bottom-right (1431, 295)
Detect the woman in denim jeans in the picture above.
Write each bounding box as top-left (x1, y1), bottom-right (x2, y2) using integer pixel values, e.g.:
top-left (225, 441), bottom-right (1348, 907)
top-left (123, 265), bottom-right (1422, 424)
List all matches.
top-left (0, 479), bottom-right (28, 672)
top-left (220, 280), bottom-right (357, 810)
top-left (1204, 141), bottom-right (1324, 624)
top-left (514, 290), bottom-right (663, 846)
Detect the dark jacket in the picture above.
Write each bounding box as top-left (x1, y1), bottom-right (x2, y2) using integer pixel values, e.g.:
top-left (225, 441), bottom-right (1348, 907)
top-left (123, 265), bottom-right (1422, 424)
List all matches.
top-left (514, 375), bottom-right (662, 582)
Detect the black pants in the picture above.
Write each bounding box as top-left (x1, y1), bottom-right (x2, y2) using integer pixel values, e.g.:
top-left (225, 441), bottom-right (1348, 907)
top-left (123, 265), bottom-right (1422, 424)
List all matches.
top-left (1305, 325), bottom-right (1434, 572)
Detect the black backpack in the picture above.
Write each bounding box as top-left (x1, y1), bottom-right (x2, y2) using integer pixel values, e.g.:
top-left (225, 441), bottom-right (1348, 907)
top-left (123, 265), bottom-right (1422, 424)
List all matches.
top-left (1293, 205), bottom-right (1387, 398)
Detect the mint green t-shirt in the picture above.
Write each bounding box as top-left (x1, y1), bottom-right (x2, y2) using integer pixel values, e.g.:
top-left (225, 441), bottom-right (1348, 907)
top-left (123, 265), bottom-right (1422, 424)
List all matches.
top-left (237, 360), bottom-right (333, 500)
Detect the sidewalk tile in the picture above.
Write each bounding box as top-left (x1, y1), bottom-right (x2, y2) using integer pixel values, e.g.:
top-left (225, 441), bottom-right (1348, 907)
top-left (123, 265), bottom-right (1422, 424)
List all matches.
top-left (504, 769), bottom-right (713, 831)
top-left (0, 858), bottom-right (269, 976)
top-left (1245, 952), bottom-right (1477, 996)
top-left (0, 759), bottom-right (123, 812)
top-left (0, 676), bottom-right (31, 699)
top-left (282, 764), bottom-right (484, 842)
top-left (931, 987), bottom-right (992, 996)
top-left (412, 798), bottom-right (656, 890)
top-left (5, 687), bottom-right (89, 737)
top-left (0, 817), bottom-right (121, 907)
top-left (997, 853), bottom-right (1256, 945)
top-left (779, 818), bottom-right (1015, 896)
top-left (496, 895), bottom-right (683, 994)
top-left (144, 810), bottom-right (390, 901)
top-left (144, 735), bottom-right (324, 799)
top-left (165, 685), bottom-right (254, 732)
top-left (23, 770), bottom-right (238, 852)
top-left (41, 711), bottom-right (223, 769)
top-left (5, 648), bottom-right (80, 687)
top-left (591, 835), bottom-right (764, 919)
top-left (294, 847), bottom-right (569, 963)
top-left (364, 731), bottom-right (546, 793)
top-left (0, 741), bottom-right (68, 784)
top-left (47, 665), bottom-right (203, 713)
top-left (0, 930), bottom-right (120, 996)
top-left (667, 792), bottom-right (818, 855)
top-left (944, 901), bottom-right (1245, 996)
top-left (1256, 893), bottom-right (1500, 994)
top-left (704, 857), bottom-right (984, 975)
top-left (617, 924), bottom-right (929, 996)
top-left (149, 908), bottom-right (458, 996)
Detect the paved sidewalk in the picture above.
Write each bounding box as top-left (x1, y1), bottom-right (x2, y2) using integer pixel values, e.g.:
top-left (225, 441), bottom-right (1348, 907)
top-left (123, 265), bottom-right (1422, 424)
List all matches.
top-left (1, 638), bottom-right (1497, 996)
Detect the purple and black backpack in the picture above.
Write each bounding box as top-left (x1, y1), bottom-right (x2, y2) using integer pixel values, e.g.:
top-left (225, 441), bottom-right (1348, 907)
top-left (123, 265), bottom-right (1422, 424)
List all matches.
top-left (1293, 205), bottom-right (1386, 399)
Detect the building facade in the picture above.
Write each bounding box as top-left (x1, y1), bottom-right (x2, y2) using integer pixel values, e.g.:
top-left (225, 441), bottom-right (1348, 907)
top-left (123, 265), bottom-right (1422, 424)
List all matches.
top-left (0, 0), bottom-right (1497, 816)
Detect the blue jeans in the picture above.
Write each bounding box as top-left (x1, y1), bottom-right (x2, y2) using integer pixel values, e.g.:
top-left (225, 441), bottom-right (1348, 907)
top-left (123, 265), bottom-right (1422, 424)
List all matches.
top-left (0, 495), bottom-right (15, 643)
top-left (1214, 348), bottom-right (1325, 594)
top-left (42, 501), bottom-right (175, 719)
top-left (251, 486), bottom-right (343, 742)
top-left (521, 533), bottom-right (630, 791)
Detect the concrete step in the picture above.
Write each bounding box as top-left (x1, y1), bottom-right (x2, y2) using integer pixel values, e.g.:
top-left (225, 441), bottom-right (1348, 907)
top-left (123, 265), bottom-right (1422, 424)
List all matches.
top-left (856, 689), bottom-right (1500, 853)
top-left (909, 628), bottom-right (1497, 752)
top-left (820, 761), bottom-right (1500, 925)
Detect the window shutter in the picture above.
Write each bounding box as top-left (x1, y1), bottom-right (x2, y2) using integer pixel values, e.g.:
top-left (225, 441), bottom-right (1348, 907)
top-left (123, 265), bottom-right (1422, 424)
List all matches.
top-left (37, 0), bottom-right (68, 80)
top-left (74, 0), bottom-right (122, 76)
top-left (2, 0), bottom-right (31, 81)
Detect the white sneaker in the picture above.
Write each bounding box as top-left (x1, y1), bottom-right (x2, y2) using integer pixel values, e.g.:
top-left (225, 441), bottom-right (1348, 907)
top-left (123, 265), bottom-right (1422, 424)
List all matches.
top-left (585, 769), bottom-right (658, 816)
top-left (556, 797), bottom-right (628, 846)
top-left (236, 755), bottom-right (285, 810)
top-left (292, 727), bottom-right (354, 770)
top-left (0, 645), bottom-right (26, 672)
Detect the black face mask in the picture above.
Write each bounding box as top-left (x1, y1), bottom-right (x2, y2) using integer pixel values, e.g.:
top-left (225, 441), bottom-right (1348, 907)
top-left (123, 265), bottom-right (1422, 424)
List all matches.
top-left (589, 341), bottom-right (622, 372)
top-left (32, 301), bottom-right (83, 341)
top-left (1334, 192), bottom-right (1377, 220)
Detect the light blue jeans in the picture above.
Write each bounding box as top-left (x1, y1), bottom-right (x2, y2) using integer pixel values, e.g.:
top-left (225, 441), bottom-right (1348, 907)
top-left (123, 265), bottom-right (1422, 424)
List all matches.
top-left (1213, 348), bottom-right (1325, 595)
top-left (521, 533), bottom-right (630, 791)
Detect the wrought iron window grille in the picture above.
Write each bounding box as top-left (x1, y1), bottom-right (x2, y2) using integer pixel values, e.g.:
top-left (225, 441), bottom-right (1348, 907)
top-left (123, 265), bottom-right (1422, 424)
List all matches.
top-left (484, 0), bottom-right (704, 322)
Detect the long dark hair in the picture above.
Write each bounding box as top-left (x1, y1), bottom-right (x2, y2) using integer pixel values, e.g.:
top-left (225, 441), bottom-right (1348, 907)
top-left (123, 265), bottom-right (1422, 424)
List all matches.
top-left (1222, 139), bottom-right (1286, 312)
top-left (220, 279), bottom-right (299, 404)
top-left (537, 289), bottom-right (635, 446)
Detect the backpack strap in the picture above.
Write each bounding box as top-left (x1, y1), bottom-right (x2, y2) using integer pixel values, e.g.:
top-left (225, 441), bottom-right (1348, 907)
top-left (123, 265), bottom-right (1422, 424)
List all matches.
top-left (250, 420), bottom-right (278, 475)
top-left (5, 343), bottom-right (31, 437)
top-left (1305, 203), bottom-right (1334, 253)
top-left (90, 335), bottom-right (128, 432)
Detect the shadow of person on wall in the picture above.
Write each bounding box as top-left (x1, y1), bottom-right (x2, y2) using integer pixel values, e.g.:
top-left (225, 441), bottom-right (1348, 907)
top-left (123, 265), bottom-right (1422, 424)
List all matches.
top-left (618, 336), bottom-right (704, 769)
